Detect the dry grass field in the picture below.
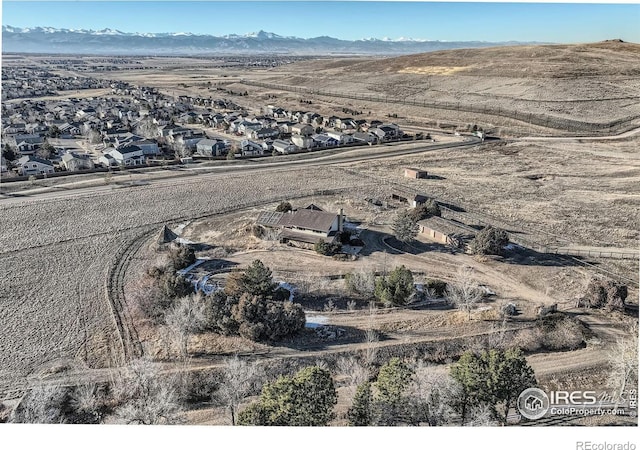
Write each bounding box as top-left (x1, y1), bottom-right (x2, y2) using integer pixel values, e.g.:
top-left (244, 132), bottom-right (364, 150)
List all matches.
top-left (0, 167), bottom-right (374, 381)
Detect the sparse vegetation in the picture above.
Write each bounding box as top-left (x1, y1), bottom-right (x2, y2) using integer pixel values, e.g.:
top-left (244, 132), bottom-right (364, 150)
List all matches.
top-left (446, 267), bottom-right (484, 319)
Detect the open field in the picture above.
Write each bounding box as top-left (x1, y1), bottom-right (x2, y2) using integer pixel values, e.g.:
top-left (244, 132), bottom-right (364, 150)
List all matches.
top-left (0, 167), bottom-right (374, 380)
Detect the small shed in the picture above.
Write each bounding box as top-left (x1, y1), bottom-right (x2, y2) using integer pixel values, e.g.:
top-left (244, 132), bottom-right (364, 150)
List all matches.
top-left (404, 168), bottom-right (428, 179)
top-left (391, 190), bottom-right (429, 208)
top-left (417, 217), bottom-right (474, 249)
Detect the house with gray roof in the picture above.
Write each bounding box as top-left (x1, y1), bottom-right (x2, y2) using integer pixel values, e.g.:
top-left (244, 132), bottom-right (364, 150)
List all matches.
top-left (256, 206), bottom-right (344, 246)
top-left (16, 155), bottom-right (54, 176)
top-left (196, 138), bottom-right (227, 157)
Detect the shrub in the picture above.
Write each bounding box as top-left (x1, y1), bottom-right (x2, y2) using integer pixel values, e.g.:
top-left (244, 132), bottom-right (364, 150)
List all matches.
top-left (344, 270), bottom-right (376, 299)
top-left (469, 226), bottom-right (509, 256)
top-left (168, 245), bottom-right (196, 271)
top-left (424, 279), bottom-right (447, 297)
top-left (276, 201), bottom-right (293, 213)
top-left (314, 239), bottom-right (341, 256)
top-left (579, 278), bottom-right (627, 311)
top-left (409, 200), bottom-right (441, 221)
top-left (238, 366), bottom-right (337, 426)
top-left (204, 291), bottom-right (240, 335)
top-left (374, 266), bottom-right (415, 307)
top-left (232, 293), bottom-right (305, 342)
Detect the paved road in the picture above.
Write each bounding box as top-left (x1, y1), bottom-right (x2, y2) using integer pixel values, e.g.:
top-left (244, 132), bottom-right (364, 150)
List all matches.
top-left (520, 124), bottom-right (640, 141)
top-left (0, 137), bottom-right (480, 205)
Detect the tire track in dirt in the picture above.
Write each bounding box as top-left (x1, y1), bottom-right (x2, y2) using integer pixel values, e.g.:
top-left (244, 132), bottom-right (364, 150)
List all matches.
top-left (105, 230), bottom-right (152, 365)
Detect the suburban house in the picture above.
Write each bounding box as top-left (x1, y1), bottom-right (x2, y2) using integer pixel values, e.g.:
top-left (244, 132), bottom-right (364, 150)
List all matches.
top-left (352, 131), bottom-right (378, 144)
top-left (291, 123), bottom-right (314, 136)
top-left (291, 134), bottom-right (315, 150)
top-left (371, 123), bottom-right (403, 141)
top-left (61, 152), bottom-right (95, 171)
top-left (249, 127), bottom-right (280, 140)
top-left (256, 206), bottom-right (345, 247)
top-left (99, 145), bottom-right (146, 167)
top-left (312, 134), bottom-right (339, 148)
top-left (326, 130), bottom-right (354, 145)
top-left (133, 139), bottom-right (161, 156)
top-left (240, 140), bottom-right (264, 156)
top-left (16, 155), bottom-right (55, 176)
top-left (272, 140), bottom-right (298, 154)
top-left (195, 139), bottom-right (227, 157)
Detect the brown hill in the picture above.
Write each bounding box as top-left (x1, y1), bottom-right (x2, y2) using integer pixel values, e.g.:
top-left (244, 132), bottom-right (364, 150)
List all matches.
top-left (328, 41), bottom-right (640, 78)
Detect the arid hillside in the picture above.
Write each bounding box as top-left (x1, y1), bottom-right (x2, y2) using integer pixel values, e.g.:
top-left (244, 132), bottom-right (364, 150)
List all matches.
top-left (248, 41), bottom-right (640, 133)
top-left (344, 41), bottom-right (640, 78)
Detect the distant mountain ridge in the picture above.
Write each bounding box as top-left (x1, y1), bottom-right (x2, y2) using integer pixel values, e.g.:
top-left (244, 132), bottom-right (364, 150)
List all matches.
top-left (2, 25), bottom-right (546, 55)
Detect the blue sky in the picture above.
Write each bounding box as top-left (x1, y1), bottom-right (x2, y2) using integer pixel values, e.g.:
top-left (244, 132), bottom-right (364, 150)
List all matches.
top-left (2, 1), bottom-right (639, 43)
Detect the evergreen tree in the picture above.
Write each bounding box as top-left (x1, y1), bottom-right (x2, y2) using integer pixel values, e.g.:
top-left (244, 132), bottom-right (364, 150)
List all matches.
top-left (237, 366), bottom-right (337, 426)
top-left (391, 211), bottom-right (419, 243)
top-left (239, 260), bottom-right (277, 298)
top-left (347, 382), bottom-right (373, 426)
top-left (451, 348), bottom-right (537, 424)
top-left (374, 266), bottom-right (415, 307)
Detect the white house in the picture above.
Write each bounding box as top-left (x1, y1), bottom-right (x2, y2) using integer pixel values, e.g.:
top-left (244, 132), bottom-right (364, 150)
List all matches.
top-left (196, 139), bottom-right (227, 157)
top-left (61, 152), bottom-right (95, 171)
top-left (291, 134), bottom-right (315, 150)
top-left (99, 146), bottom-right (146, 167)
top-left (291, 123), bottom-right (314, 136)
top-left (326, 131), bottom-right (354, 145)
top-left (16, 155), bottom-right (54, 176)
top-left (272, 140), bottom-right (298, 154)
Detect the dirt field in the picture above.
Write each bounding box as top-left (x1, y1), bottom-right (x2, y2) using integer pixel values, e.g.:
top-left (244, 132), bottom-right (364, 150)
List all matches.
top-left (0, 167), bottom-right (374, 382)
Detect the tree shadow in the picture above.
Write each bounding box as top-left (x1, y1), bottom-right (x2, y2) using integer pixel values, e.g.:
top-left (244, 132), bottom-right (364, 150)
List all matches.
top-left (271, 325), bottom-right (375, 351)
top-left (501, 246), bottom-right (582, 268)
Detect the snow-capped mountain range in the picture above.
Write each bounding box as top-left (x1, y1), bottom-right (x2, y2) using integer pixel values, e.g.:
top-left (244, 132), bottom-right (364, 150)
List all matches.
top-left (2, 26), bottom-right (539, 55)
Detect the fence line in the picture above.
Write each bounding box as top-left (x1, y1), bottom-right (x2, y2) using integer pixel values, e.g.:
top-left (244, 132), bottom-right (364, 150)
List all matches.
top-left (239, 79), bottom-right (639, 136)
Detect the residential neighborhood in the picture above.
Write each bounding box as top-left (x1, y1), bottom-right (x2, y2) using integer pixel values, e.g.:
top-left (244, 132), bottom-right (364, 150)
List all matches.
top-left (1, 65), bottom-right (411, 179)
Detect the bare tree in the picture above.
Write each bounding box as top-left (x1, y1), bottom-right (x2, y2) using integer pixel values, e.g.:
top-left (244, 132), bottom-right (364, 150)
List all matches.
top-left (446, 267), bottom-right (484, 320)
top-left (408, 362), bottom-right (460, 426)
top-left (336, 356), bottom-right (370, 395)
top-left (607, 322), bottom-right (638, 400)
top-left (465, 403), bottom-right (498, 426)
top-left (164, 294), bottom-right (206, 359)
top-left (215, 355), bottom-right (264, 425)
top-left (81, 123), bottom-right (102, 144)
top-left (113, 357), bottom-right (184, 425)
top-left (362, 302), bottom-right (379, 367)
top-left (344, 268), bottom-right (376, 299)
top-left (171, 135), bottom-right (190, 159)
top-left (135, 117), bottom-right (159, 139)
